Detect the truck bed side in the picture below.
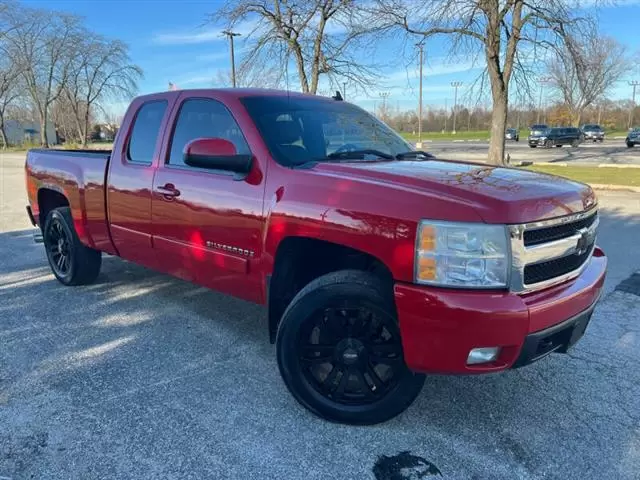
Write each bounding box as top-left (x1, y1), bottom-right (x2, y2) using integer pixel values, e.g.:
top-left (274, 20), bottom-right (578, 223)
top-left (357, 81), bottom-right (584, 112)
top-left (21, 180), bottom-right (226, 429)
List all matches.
top-left (25, 149), bottom-right (117, 255)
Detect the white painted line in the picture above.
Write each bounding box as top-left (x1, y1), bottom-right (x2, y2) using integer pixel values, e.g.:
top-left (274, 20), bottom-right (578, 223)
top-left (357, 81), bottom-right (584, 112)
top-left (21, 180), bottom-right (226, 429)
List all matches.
top-left (453, 140), bottom-right (465, 143)
top-left (597, 164), bottom-right (640, 168)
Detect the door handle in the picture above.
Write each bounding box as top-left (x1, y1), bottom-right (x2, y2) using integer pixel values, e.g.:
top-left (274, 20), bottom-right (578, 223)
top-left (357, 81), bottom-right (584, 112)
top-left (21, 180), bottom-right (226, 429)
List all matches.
top-left (156, 183), bottom-right (181, 200)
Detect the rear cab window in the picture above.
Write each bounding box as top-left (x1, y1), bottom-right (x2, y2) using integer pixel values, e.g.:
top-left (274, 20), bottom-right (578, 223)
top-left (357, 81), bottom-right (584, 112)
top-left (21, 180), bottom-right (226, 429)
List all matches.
top-left (127, 100), bottom-right (168, 165)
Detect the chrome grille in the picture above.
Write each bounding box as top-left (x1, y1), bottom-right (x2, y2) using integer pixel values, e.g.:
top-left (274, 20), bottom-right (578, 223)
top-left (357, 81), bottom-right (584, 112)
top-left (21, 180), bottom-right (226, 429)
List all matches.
top-left (509, 209), bottom-right (599, 293)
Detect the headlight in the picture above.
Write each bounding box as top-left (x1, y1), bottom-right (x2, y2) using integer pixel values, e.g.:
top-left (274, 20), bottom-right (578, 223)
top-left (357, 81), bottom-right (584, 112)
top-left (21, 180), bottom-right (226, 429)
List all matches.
top-left (415, 220), bottom-right (510, 288)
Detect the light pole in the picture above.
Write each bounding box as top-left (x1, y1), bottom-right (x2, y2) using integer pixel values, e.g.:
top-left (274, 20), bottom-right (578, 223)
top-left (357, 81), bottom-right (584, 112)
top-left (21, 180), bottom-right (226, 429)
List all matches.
top-left (537, 76), bottom-right (552, 124)
top-left (379, 92), bottom-right (390, 119)
top-left (629, 80), bottom-right (639, 128)
top-left (416, 41), bottom-right (425, 146)
top-left (222, 30), bottom-right (241, 88)
top-left (443, 98), bottom-right (448, 133)
top-left (343, 81), bottom-right (347, 100)
top-left (450, 81), bottom-right (462, 134)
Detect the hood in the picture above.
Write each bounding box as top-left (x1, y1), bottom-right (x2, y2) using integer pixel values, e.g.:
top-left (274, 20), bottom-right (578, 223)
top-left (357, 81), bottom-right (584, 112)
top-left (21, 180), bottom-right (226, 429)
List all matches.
top-left (312, 160), bottom-right (596, 224)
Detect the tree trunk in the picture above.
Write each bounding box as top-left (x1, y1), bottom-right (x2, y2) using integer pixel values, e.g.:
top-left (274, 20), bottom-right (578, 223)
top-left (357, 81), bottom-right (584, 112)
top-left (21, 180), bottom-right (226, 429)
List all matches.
top-left (39, 107), bottom-right (49, 147)
top-left (572, 110), bottom-right (582, 127)
top-left (488, 90), bottom-right (508, 165)
top-left (290, 41), bottom-right (310, 93)
top-left (0, 124), bottom-right (7, 149)
top-left (82, 108), bottom-right (90, 147)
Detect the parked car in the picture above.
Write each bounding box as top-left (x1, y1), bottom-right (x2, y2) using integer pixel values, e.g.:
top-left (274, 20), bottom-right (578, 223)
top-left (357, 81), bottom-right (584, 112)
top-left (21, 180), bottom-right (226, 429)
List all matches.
top-left (528, 127), bottom-right (583, 148)
top-left (529, 124), bottom-right (548, 136)
top-left (581, 124), bottom-right (605, 142)
top-left (626, 127), bottom-right (640, 148)
top-left (25, 88), bottom-right (606, 425)
top-left (505, 128), bottom-right (520, 141)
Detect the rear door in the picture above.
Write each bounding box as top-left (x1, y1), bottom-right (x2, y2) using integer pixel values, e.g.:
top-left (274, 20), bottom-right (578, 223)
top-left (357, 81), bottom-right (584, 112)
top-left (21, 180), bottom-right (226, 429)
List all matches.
top-left (107, 95), bottom-right (174, 268)
top-left (150, 93), bottom-right (266, 303)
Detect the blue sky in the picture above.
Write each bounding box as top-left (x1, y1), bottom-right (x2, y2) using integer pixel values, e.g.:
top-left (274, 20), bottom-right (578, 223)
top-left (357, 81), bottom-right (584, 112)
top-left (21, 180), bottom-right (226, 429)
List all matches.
top-left (23, 0), bottom-right (640, 114)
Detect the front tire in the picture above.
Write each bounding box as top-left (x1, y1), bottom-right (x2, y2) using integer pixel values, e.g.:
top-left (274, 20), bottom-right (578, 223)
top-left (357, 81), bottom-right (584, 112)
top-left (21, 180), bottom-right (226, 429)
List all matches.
top-left (43, 207), bottom-right (101, 285)
top-left (276, 270), bottom-right (425, 425)
top-left (571, 140), bottom-right (580, 148)
top-left (627, 141), bottom-right (635, 148)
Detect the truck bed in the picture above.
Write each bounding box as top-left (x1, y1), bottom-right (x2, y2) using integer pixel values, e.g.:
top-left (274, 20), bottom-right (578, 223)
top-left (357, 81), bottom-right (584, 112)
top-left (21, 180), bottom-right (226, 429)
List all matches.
top-left (25, 148), bottom-right (113, 253)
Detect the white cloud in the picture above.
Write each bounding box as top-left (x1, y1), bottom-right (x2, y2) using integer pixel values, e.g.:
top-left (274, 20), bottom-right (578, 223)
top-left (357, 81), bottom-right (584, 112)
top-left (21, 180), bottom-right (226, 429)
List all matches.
top-left (152, 19), bottom-right (261, 45)
top-left (383, 60), bottom-right (480, 86)
top-left (194, 51), bottom-right (231, 62)
top-left (152, 29), bottom-right (223, 45)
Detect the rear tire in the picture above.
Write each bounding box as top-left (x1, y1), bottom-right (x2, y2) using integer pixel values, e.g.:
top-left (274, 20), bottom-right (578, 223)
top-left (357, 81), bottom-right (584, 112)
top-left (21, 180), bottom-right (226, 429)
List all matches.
top-left (627, 142), bottom-right (635, 148)
top-left (555, 144), bottom-right (563, 148)
top-left (43, 207), bottom-right (101, 286)
top-left (529, 145), bottom-right (537, 148)
top-left (276, 270), bottom-right (425, 425)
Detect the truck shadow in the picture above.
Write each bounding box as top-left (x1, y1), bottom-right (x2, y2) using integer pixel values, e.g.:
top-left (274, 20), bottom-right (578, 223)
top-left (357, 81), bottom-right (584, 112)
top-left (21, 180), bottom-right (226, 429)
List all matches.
top-left (1, 206), bottom-right (639, 479)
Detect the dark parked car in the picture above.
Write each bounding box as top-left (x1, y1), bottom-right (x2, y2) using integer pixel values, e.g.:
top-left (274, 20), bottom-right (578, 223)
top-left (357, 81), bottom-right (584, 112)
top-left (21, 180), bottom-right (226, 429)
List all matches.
top-left (529, 124), bottom-right (548, 136)
top-left (581, 124), bottom-right (605, 142)
top-left (505, 128), bottom-right (519, 141)
top-left (627, 128), bottom-right (640, 148)
top-left (528, 127), bottom-right (583, 148)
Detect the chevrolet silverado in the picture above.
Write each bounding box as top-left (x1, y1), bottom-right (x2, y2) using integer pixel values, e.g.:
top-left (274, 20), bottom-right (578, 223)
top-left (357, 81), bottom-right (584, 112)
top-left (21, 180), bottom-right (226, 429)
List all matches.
top-left (25, 89), bottom-right (607, 424)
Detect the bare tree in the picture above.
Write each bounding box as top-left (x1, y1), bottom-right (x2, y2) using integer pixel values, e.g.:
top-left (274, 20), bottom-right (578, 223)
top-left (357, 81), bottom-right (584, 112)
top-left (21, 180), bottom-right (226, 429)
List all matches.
top-left (64, 35), bottom-right (141, 146)
top-left (372, 0), bottom-right (596, 165)
top-left (214, 59), bottom-right (282, 89)
top-left (4, 7), bottom-right (82, 146)
top-left (0, 56), bottom-right (21, 147)
top-left (546, 35), bottom-right (628, 126)
top-left (211, 0), bottom-right (376, 95)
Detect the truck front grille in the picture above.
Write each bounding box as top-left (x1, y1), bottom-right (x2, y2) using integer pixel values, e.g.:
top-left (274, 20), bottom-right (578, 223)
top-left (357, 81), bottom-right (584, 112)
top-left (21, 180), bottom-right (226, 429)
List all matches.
top-left (523, 247), bottom-right (593, 285)
top-left (524, 213), bottom-right (598, 247)
top-left (509, 209), bottom-right (599, 293)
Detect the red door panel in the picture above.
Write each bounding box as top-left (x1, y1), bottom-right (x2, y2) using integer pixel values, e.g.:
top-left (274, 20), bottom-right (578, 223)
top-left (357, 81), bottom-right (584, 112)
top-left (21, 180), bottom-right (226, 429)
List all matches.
top-left (150, 94), bottom-right (266, 303)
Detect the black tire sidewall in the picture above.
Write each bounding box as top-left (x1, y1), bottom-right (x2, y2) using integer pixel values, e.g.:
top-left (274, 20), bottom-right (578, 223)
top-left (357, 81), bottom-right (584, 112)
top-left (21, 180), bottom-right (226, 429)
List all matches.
top-left (276, 274), bottom-right (424, 425)
top-left (43, 209), bottom-right (76, 285)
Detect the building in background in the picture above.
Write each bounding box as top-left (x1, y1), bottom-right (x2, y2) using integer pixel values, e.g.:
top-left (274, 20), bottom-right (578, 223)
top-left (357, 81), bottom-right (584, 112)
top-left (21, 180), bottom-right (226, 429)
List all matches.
top-left (3, 120), bottom-right (58, 146)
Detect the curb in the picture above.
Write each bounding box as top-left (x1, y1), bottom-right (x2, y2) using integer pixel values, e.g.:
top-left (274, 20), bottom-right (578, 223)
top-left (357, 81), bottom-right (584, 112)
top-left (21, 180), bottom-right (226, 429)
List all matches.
top-left (590, 184), bottom-right (640, 193)
top-left (516, 161), bottom-right (640, 168)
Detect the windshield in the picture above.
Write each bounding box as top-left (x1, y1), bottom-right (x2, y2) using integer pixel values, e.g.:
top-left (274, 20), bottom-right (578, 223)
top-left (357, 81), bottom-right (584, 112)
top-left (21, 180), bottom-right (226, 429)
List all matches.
top-left (531, 128), bottom-right (550, 135)
top-left (583, 125), bottom-right (602, 131)
top-left (241, 95), bottom-right (413, 166)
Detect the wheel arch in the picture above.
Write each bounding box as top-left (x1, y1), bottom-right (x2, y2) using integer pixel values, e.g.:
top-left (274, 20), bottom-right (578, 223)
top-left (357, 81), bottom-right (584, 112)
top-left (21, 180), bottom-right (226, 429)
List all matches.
top-left (37, 188), bottom-right (70, 228)
top-left (267, 235), bottom-right (395, 343)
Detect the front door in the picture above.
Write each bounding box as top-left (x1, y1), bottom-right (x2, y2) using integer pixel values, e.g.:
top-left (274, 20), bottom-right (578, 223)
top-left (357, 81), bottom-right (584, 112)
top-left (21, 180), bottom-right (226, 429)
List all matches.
top-left (150, 94), bottom-right (266, 303)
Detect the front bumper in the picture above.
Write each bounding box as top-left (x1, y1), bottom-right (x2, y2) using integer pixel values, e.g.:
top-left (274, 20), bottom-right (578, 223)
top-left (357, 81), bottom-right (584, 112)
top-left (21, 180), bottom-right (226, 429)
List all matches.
top-left (528, 138), bottom-right (546, 146)
top-left (394, 247), bottom-right (607, 374)
top-left (584, 133), bottom-right (604, 140)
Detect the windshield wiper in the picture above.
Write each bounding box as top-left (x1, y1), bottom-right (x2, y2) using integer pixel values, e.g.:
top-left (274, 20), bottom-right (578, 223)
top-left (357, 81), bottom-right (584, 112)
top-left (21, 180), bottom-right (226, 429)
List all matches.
top-left (326, 149), bottom-right (395, 160)
top-left (395, 150), bottom-right (435, 160)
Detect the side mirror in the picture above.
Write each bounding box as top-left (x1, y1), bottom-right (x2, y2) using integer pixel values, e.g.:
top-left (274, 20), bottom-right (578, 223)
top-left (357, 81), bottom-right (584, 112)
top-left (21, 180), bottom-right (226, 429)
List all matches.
top-left (183, 138), bottom-right (253, 174)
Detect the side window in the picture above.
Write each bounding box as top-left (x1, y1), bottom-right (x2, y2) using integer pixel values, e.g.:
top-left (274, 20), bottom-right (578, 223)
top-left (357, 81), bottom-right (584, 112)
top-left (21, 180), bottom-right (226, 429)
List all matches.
top-left (127, 101), bottom-right (167, 165)
top-left (168, 98), bottom-right (250, 167)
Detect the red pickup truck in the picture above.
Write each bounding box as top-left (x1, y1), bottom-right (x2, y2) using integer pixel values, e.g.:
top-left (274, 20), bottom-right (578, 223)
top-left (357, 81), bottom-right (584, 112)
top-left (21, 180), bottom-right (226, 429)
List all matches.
top-left (25, 89), bottom-right (606, 424)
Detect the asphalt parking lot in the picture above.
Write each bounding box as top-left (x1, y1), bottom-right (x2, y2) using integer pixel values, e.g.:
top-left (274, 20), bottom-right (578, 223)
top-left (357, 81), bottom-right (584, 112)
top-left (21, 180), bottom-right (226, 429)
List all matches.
top-left (1, 151), bottom-right (640, 479)
top-left (424, 139), bottom-right (640, 165)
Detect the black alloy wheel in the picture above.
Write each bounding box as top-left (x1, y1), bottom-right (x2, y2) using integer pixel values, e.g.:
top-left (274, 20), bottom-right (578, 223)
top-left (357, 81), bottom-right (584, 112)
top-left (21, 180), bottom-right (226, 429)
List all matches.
top-left (298, 305), bottom-right (403, 406)
top-left (45, 214), bottom-right (73, 278)
top-left (43, 207), bottom-right (101, 285)
top-left (276, 270), bottom-right (425, 425)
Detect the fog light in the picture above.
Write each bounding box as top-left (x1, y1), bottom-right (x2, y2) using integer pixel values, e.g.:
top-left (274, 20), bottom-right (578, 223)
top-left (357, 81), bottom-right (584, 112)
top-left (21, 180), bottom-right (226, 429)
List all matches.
top-left (467, 347), bottom-right (500, 365)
